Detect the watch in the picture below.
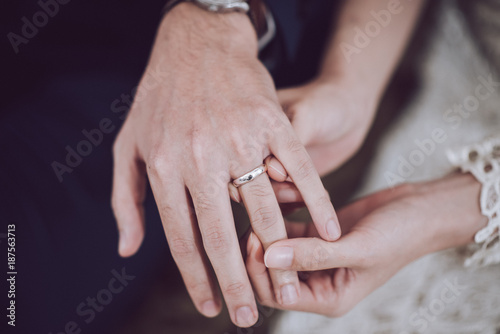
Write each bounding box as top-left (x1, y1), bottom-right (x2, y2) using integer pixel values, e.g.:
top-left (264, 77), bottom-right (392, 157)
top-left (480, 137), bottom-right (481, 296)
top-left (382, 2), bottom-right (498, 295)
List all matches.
top-left (162, 0), bottom-right (275, 50)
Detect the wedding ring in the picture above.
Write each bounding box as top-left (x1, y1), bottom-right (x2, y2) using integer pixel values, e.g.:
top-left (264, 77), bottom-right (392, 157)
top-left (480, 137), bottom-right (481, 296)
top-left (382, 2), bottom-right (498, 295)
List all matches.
top-left (232, 164), bottom-right (268, 188)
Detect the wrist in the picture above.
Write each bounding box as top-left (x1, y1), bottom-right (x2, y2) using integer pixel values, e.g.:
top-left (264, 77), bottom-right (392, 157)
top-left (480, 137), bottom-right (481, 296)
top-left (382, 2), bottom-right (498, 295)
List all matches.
top-left (312, 75), bottom-right (379, 118)
top-left (418, 174), bottom-right (487, 255)
top-left (158, 2), bottom-right (258, 57)
top-left (316, 63), bottom-right (386, 114)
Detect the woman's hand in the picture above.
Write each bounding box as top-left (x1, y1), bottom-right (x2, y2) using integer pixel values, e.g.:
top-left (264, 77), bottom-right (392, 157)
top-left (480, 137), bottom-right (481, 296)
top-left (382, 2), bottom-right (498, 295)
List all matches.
top-left (274, 79), bottom-right (377, 176)
top-left (246, 174), bottom-right (486, 316)
top-left (266, 0), bottom-right (426, 182)
top-left (264, 78), bottom-right (377, 203)
top-left (111, 3), bottom-right (340, 327)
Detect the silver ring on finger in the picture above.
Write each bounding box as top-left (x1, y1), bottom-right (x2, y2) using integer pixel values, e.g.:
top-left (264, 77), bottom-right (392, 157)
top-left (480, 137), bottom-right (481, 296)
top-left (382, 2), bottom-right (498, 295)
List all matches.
top-left (232, 164), bottom-right (268, 188)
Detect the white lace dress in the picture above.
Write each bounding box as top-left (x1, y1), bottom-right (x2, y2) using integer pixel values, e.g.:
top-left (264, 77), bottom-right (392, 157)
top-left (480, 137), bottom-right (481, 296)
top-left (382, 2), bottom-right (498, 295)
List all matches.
top-left (272, 0), bottom-right (500, 333)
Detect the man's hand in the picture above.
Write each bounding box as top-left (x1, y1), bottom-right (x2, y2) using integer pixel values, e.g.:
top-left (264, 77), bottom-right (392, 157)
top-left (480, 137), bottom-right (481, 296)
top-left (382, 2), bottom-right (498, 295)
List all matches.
top-left (111, 3), bottom-right (340, 327)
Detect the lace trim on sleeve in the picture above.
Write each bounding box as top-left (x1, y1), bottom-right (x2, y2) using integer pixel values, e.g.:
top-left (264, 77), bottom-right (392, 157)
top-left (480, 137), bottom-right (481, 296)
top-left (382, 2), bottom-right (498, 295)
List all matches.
top-left (447, 136), bottom-right (500, 267)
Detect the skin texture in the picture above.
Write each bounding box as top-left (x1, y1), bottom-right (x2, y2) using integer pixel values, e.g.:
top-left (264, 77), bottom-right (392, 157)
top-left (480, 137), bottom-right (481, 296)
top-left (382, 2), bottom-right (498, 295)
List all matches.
top-left (246, 174), bottom-right (487, 316)
top-left (111, 3), bottom-right (340, 327)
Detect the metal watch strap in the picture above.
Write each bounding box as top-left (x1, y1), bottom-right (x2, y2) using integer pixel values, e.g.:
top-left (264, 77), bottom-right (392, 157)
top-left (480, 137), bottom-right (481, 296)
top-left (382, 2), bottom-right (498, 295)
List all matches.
top-left (161, 0), bottom-right (270, 49)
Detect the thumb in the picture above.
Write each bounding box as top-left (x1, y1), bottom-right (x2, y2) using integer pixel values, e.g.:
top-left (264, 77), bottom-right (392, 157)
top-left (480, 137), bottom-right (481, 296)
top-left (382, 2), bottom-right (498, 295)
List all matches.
top-left (111, 142), bottom-right (147, 257)
top-left (264, 236), bottom-right (364, 271)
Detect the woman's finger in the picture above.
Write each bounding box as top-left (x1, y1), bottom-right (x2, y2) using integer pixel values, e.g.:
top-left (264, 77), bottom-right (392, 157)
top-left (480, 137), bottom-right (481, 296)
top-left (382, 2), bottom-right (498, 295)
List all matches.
top-left (265, 156), bottom-right (289, 182)
top-left (264, 236), bottom-right (363, 271)
top-left (271, 181), bottom-right (303, 204)
top-left (247, 230), bottom-right (372, 317)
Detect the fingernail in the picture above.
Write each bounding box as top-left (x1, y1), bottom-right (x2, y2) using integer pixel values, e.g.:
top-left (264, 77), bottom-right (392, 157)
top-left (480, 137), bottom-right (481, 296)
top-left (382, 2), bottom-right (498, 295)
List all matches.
top-left (280, 284), bottom-right (298, 305)
top-left (326, 220), bottom-right (340, 240)
top-left (264, 247), bottom-right (293, 268)
top-left (235, 306), bottom-right (255, 327)
top-left (269, 164), bottom-right (287, 178)
top-left (201, 300), bottom-right (219, 317)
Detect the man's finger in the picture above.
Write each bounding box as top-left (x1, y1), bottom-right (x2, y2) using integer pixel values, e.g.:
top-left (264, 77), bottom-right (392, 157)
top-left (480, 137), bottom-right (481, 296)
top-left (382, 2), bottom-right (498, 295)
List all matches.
top-left (239, 173), bottom-right (300, 306)
top-left (148, 171), bottom-right (222, 318)
top-left (271, 131), bottom-right (341, 241)
top-left (228, 182), bottom-right (241, 203)
top-left (111, 142), bottom-right (147, 257)
top-left (245, 232), bottom-right (276, 306)
top-left (190, 184), bottom-right (258, 328)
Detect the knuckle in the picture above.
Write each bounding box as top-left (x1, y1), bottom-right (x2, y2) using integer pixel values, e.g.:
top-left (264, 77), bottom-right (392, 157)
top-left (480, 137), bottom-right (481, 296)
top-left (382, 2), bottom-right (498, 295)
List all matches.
top-left (295, 157), bottom-right (315, 180)
top-left (169, 236), bottom-right (197, 260)
top-left (233, 149), bottom-right (260, 169)
top-left (223, 281), bottom-right (247, 298)
top-left (203, 225), bottom-right (231, 254)
top-left (227, 128), bottom-right (250, 152)
top-left (244, 182), bottom-right (270, 198)
top-left (309, 240), bottom-right (332, 268)
top-left (159, 202), bottom-right (177, 222)
top-left (286, 137), bottom-right (304, 155)
top-left (194, 191), bottom-right (217, 214)
top-left (188, 126), bottom-right (211, 171)
top-left (250, 206), bottom-right (278, 233)
top-left (267, 117), bottom-right (289, 141)
top-left (147, 148), bottom-right (168, 173)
